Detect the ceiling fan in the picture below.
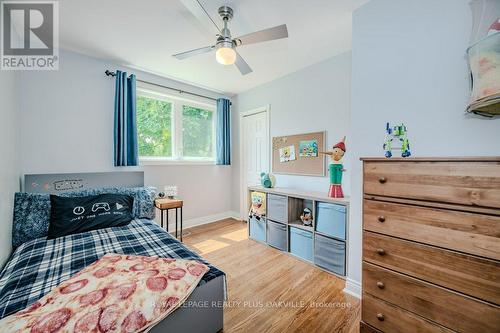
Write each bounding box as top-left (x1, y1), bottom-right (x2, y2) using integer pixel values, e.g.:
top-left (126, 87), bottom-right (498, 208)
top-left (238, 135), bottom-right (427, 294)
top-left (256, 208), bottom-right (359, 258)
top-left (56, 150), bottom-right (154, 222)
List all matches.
top-left (174, 1), bottom-right (289, 75)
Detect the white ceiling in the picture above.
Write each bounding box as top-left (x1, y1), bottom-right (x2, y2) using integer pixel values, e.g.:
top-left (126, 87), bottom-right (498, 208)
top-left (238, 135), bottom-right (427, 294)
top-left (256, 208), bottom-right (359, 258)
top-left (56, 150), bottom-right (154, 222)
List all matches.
top-left (59, 0), bottom-right (369, 95)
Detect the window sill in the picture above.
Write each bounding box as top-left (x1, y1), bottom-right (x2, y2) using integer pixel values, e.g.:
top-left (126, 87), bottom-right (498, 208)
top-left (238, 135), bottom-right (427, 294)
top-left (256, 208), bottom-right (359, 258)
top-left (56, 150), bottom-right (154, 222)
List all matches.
top-left (139, 158), bottom-right (216, 166)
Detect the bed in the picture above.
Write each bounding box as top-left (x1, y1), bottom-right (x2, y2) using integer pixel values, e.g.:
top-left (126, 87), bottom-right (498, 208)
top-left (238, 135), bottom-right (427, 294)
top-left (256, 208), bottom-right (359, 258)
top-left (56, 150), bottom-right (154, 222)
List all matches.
top-left (0, 172), bottom-right (225, 333)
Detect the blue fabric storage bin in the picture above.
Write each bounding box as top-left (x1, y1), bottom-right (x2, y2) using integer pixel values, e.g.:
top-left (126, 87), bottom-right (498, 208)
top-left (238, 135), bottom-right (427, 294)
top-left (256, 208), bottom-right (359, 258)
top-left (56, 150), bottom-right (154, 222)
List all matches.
top-left (249, 216), bottom-right (266, 242)
top-left (315, 202), bottom-right (346, 240)
top-left (289, 227), bottom-right (313, 262)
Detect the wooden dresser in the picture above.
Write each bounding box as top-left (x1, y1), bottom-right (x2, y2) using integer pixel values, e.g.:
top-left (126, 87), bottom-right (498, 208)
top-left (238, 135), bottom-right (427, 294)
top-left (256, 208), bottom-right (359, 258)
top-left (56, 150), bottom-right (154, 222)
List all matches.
top-left (360, 157), bottom-right (500, 333)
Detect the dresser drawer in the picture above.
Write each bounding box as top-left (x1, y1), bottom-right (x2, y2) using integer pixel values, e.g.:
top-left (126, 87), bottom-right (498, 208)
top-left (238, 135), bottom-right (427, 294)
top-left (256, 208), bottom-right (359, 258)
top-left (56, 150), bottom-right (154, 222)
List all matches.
top-left (360, 321), bottom-right (383, 333)
top-left (363, 161), bottom-right (500, 208)
top-left (363, 199), bottom-right (500, 260)
top-left (363, 262), bottom-right (500, 333)
top-left (362, 293), bottom-right (453, 333)
top-left (363, 232), bottom-right (500, 305)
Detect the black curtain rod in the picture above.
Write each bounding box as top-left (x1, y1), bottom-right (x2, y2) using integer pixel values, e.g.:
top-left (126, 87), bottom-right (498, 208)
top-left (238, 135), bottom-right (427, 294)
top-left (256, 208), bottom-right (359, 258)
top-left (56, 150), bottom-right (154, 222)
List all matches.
top-left (105, 70), bottom-right (221, 103)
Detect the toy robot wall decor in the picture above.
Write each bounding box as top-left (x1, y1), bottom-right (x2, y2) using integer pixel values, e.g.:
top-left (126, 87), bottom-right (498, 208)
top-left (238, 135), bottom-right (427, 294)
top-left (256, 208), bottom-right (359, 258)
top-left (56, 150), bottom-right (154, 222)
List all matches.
top-left (320, 137), bottom-right (346, 198)
top-left (383, 123), bottom-right (411, 158)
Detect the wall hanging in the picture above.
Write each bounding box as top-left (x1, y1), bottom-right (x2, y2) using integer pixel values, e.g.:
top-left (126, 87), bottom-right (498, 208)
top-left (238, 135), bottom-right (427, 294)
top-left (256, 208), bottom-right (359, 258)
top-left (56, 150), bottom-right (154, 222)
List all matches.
top-left (466, 0), bottom-right (500, 116)
top-left (271, 131), bottom-right (326, 176)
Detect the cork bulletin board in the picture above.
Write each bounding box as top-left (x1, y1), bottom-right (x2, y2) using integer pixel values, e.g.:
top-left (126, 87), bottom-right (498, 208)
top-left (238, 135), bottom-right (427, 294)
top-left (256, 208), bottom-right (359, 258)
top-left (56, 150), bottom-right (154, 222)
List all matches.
top-left (272, 131), bottom-right (326, 176)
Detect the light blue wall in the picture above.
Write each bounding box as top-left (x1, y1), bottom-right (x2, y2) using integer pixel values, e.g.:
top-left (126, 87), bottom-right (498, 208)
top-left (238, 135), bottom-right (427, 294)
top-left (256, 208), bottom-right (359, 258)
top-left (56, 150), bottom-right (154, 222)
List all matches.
top-left (18, 50), bottom-right (234, 224)
top-left (232, 52), bottom-right (352, 214)
top-left (0, 71), bottom-right (20, 267)
top-left (348, 0), bottom-right (500, 287)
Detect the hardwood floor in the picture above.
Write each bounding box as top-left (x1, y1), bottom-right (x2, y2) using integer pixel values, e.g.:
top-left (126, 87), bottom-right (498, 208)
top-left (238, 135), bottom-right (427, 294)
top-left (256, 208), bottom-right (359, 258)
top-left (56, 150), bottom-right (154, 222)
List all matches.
top-left (182, 218), bottom-right (361, 333)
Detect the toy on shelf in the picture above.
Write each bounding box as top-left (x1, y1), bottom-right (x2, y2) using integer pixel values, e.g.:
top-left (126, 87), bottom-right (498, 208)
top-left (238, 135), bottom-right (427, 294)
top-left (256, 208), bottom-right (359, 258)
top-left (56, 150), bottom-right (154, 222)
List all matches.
top-left (383, 123), bottom-right (411, 158)
top-left (300, 207), bottom-right (313, 226)
top-left (320, 136), bottom-right (346, 198)
top-left (249, 191), bottom-right (266, 220)
top-left (260, 172), bottom-right (276, 188)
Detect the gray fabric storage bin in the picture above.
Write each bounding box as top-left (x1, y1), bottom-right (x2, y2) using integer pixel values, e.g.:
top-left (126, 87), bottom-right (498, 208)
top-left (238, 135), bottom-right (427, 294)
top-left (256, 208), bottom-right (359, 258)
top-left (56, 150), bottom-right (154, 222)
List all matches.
top-left (249, 216), bottom-right (266, 242)
top-left (266, 220), bottom-right (287, 251)
top-left (267, 194), bottom-right (287, 222)
top-left (314, 234), bottom-right (346, 276)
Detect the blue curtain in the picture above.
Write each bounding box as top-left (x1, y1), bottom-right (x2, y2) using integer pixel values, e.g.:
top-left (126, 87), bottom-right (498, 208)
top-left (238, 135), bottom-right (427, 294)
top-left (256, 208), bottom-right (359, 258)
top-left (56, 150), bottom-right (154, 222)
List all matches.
top-left (114, 70), bottom-right (138, 166)
top-left (216, 98), bottom-right (231, 165)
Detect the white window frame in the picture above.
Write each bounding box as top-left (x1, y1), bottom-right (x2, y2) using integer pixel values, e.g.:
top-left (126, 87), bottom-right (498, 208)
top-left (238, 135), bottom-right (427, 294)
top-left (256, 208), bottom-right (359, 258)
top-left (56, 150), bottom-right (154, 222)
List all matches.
top-left (136, 83), bottom-right (217, 165)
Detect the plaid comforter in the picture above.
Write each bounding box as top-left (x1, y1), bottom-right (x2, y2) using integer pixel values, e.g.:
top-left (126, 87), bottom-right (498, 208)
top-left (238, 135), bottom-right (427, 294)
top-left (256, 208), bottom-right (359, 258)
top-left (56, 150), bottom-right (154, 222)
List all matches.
top-left (0, 219), bottom-right (225, 319)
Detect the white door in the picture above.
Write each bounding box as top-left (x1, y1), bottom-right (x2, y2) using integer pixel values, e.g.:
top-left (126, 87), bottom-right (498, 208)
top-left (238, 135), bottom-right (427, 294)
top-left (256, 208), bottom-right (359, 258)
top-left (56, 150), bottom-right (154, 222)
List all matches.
top-left (240, 107), bottom-right (269, 218)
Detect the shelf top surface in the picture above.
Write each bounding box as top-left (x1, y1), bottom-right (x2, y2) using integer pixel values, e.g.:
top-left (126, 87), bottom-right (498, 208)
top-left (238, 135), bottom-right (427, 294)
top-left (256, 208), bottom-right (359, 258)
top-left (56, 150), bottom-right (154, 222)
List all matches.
top-left (248, 185), bottom-right (349, 205)
top-left (360, 156), bottom-right (500, 162)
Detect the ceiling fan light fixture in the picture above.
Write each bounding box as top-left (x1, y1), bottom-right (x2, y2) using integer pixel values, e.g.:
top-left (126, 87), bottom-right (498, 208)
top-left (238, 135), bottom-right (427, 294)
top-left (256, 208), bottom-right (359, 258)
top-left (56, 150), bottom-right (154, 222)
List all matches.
top-left (215, 45), bottom-right (236, 65)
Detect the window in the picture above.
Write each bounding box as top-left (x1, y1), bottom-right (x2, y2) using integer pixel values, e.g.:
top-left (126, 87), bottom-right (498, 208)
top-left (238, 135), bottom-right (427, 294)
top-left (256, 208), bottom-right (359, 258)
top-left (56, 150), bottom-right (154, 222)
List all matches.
top-left (136, 84), bottom-right (216, 164)
top-left (137, 95), bottom-right (173, 157)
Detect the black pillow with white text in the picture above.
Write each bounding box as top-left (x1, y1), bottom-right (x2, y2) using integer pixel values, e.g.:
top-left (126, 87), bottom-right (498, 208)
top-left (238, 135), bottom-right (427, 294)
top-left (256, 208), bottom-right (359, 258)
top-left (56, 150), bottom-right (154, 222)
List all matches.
top-left (48, 193), bottom-right (134, 239)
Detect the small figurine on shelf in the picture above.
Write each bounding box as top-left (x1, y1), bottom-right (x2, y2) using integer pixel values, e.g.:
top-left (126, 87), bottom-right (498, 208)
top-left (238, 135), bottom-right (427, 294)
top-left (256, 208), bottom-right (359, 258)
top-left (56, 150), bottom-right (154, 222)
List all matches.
top-left (260, 172), bottom-right (276, 188)
top-left (249, 191), bottom-right (266, 220)
top-left (320, 136), bottom-right (346, 198)
top-left (383, 123), bottom-right (411, 158)
top-left (300, 207), bottom-right (313, 226)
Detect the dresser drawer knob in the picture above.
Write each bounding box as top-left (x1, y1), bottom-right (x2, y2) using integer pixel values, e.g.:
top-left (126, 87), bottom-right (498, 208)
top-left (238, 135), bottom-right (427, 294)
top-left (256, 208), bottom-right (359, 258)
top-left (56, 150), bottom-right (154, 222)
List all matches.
top-left (377, 216), bottom-right (386, 223)
top-left (378, 177), bottom-right (387, 184)
top-left (377, 313), bottom-right (385, 321)
top-left (376, 248), bottom-right (386, 256)
top-left (377, 281), bottom-right (385, 289)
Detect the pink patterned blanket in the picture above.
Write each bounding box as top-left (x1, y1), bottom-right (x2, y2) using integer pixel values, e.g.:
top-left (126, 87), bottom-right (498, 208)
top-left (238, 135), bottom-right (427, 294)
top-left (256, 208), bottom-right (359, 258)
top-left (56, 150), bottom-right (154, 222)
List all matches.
top-left (0, 254), bottom-right (208, 333)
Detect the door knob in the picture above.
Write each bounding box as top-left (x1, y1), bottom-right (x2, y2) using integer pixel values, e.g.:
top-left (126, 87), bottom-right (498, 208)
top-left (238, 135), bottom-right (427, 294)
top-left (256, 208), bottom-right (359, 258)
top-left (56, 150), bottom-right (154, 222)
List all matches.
top-left (378, 177), bottom-right (387, 184)
top-left (377, 248), bottom-right (386, 256)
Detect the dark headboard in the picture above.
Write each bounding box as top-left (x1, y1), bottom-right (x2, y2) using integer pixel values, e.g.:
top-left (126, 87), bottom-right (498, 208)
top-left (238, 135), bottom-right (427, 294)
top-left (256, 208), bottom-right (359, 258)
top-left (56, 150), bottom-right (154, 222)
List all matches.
top-left (24, 171), bottom-right (144, 194)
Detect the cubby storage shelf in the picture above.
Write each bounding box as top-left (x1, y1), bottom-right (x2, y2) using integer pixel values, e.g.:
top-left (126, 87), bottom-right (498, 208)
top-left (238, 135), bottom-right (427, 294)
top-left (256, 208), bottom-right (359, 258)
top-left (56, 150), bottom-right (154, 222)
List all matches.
top-left (247, 186), bottom-right (349, 279)
top-left (288, 221), bottom-right (313, 232)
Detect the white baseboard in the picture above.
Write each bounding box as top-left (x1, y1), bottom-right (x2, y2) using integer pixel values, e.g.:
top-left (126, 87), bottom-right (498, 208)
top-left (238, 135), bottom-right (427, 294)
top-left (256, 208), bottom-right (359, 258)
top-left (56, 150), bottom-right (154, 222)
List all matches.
top-left (160, 211), bottom-right (243, 231)
top-left (229, 211), bottom-right (245, 221)
top-left (343, 277), bottom-right (361, 299)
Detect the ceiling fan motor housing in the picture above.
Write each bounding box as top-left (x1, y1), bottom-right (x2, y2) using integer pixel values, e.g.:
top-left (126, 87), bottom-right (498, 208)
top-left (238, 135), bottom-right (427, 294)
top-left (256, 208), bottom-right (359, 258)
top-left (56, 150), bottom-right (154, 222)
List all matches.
top-left (217, 6), bottom-right (235, 50)
top-left (218, 6), bottom-right (233, 21)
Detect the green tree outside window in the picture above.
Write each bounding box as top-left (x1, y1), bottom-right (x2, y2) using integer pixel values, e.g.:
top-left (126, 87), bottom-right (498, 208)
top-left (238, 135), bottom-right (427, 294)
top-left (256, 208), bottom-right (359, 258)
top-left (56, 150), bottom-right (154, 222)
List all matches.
top-left (136, 96), bottom-right (172, 157)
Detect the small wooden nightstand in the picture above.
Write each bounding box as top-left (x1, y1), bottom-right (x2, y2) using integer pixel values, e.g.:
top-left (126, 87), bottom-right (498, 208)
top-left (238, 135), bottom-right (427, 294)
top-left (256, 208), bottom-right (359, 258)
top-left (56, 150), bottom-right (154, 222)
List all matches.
top-left (155, 198), bottom-right (183, 241)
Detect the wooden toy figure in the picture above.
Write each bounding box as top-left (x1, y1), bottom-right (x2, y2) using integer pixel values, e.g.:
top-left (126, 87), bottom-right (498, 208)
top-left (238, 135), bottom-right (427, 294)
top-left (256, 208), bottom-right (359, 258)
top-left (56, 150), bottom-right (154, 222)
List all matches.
top-left (320, 137), bottom-right (346, 198)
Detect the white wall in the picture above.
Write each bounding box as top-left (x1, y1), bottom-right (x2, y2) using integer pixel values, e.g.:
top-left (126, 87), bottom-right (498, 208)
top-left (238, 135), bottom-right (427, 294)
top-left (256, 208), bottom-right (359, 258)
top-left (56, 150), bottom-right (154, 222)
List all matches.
top-left (0, 71), bottom-right (20, 267)
top-left (232, 52), bottom-right (352, 215)
top-left (18, 50), bottom-right (234, 226)
top-left (347, 0), bottom-right (500, 293)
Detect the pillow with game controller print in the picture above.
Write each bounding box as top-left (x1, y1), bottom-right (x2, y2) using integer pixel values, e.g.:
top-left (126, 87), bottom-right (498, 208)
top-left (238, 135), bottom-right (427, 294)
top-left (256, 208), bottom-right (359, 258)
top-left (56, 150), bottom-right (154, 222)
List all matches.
top-left (47, 193), bottom-right (134, 239)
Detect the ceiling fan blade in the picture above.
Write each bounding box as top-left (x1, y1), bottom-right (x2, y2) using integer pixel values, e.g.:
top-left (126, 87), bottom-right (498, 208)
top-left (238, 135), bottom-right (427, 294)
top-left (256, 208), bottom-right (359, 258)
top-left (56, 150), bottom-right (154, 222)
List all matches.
top-left (179, 0), bottom-right (221, 34)
top-left (173, 45), bottom-right (214, 60)
top-left (235, 51), bottom-right (252, 75)
top-left (234, 24), bottom-right (288, 46)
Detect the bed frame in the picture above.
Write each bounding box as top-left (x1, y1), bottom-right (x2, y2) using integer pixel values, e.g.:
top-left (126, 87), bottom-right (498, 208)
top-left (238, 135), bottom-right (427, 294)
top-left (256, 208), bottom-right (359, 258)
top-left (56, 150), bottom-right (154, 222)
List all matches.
top-left (151, 275), bottom-right (224, 333)
top-left (23, 171), bottom-right (225, 333)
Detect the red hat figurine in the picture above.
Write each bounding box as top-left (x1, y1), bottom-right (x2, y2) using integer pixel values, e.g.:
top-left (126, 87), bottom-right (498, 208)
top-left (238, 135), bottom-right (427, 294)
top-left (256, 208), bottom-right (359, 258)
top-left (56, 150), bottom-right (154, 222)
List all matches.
top-left (320, 137), bottom-right (346, 198)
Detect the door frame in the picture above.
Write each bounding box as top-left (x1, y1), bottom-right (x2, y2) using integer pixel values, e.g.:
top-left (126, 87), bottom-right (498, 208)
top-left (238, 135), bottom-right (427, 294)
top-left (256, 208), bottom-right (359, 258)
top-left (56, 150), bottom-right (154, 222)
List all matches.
top-left (239, 104), bottom-right (271, 220)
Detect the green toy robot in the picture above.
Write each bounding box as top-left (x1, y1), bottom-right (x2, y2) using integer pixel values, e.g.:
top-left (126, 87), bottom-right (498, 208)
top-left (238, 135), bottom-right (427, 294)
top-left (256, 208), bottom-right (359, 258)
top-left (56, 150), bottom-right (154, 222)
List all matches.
top-left (383, 122), bottom-right (411, 158)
